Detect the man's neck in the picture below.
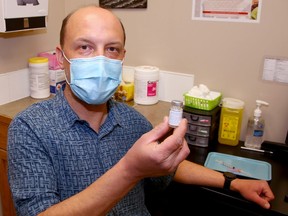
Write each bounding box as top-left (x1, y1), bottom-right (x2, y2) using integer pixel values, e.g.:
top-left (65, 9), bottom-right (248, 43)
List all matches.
top-left (64, 86), bottom-right (108, 132)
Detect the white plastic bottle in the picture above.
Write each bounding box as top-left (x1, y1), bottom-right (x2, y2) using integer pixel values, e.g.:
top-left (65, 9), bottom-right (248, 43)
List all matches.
top-left (244, 100), bottom-right (269, 149)
top-left (29, 57), bottom-right (50, 99)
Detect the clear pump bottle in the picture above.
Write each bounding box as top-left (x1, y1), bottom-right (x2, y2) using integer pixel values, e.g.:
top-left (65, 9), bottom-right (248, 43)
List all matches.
top-left (244, 100), bottom-right (269, 149)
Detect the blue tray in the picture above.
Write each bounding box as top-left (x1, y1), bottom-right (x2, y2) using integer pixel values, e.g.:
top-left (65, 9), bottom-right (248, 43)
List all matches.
top-left (204, 152), bottom-right (272, 181)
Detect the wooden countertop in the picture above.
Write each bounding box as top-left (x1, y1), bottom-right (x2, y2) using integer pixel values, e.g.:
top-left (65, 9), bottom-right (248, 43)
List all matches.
top-left (0, 96), bottom-right (53, 119)
top-left (133, 101), bottom-right (170, 127)
top-left (0, 97), bottom-right (170, 127)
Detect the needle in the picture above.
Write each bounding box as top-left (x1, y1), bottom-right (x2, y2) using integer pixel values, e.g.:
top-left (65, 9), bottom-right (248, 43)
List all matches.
top-left (215, 159), bottom-right (251, 176)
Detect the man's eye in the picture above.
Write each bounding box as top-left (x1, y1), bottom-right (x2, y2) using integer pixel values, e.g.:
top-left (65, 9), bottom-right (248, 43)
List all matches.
top-left (107, 47), bottom-right (119, 53)
top-left (80, 45), bottom-right (89, 50)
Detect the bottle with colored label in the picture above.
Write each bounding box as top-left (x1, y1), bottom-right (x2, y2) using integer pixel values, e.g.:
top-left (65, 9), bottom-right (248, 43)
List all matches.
top-left (244, 100), bottom-right (269, 149)
top-left (218, 98), bottom-right (245, 146)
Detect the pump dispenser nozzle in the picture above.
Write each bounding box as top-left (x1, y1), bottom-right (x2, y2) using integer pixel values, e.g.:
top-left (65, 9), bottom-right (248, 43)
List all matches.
top-left (254, 100), bottom-right (269, 117)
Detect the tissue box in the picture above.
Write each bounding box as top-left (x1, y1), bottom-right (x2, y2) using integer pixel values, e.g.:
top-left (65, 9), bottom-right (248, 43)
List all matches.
top-left (50, 69), bottom-right (65, 94)
top-left (38, 51), bottom-right (61, 70)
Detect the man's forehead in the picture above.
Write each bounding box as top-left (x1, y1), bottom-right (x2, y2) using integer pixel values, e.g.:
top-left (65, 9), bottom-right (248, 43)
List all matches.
top-left (70, 6), bottom-right (115, 22)
top-left (63, 6), bottom-right (125, 45)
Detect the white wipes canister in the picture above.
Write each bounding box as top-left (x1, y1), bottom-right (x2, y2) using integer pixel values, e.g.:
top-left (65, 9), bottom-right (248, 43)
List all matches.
top-left (29, 57), bottom-right (50, 99)
top-left (134, 66), bottom-right (159, 105)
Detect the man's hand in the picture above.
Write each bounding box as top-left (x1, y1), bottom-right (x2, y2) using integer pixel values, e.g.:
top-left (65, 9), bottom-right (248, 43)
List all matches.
top-left (122, 116), bottom-right (190, 180)
top-left (231, 178), bottom-right (275, 209)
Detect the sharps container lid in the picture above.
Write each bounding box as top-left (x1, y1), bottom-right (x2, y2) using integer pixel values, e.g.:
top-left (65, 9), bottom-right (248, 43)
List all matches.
top-left (222, 98), bottom-right (244, 109)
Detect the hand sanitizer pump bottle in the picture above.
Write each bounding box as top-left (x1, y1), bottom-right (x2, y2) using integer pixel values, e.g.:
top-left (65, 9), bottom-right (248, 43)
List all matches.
top-left (244, 100), bottom-right (269, 149)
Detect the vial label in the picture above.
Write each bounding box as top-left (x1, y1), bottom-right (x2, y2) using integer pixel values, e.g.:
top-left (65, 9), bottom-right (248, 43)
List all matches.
top-left (169, 110), bottom-right (183, 127)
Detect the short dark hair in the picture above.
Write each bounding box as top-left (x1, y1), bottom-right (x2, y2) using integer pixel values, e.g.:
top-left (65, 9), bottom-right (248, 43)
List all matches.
top-left (59, 6), bottom-right (126, 47)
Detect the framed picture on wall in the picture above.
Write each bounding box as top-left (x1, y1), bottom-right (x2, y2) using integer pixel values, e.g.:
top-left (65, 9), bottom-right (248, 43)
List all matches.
top-left (99, 0), bottom-right (147, 9)
top-left (192, 0), bottom-right (262, 23)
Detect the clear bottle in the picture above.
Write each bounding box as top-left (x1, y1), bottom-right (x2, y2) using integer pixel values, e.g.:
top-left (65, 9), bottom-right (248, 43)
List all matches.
top-left (244, 100), bottom-right (269, 149)
top-left (168, 100), bottom-right (183, 128)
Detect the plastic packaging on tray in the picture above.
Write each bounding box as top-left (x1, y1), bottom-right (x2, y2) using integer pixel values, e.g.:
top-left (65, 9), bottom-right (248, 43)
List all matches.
top-left (184, 91), bottom-right (222, 111)
top-left (204, 152), bottom-right (272, 181)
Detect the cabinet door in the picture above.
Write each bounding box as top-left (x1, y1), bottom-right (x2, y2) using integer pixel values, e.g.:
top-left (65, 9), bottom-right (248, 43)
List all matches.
top-left (0, 115), bottom-right (11, 150)
top-left (0, 149), bottom-right (16, 216)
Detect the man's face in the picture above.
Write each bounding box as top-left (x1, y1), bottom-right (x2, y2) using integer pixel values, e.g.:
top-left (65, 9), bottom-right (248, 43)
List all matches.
top-left (59, 7), bottom-right (126, 78)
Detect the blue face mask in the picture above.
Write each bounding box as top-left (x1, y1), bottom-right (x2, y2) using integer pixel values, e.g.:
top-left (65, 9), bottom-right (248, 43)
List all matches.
top-left (63, 53), bottom-right (122, 104)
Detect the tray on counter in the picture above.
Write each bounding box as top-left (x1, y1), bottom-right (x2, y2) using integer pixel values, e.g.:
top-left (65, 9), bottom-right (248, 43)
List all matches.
top-left (204, 152), bottom-right (272, 181)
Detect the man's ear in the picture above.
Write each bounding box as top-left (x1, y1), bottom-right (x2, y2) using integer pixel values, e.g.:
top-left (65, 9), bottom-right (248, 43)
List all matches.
top-left (55, 46), bottom-right (64, 69)
top-left (123, 48), bottom-right (126, 57)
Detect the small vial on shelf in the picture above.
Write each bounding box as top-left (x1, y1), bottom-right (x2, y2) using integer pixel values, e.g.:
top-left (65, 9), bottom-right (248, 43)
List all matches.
top-left (168, 100), bottom-right (183, 128)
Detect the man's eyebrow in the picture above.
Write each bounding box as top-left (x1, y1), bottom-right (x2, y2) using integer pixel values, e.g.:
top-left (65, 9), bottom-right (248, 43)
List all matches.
top-left (73, 38), bottom-right (124, 47)
top-left (106, 41), bottom-right (124, 46)
top-left (74, 37), bottom-right (93, 44)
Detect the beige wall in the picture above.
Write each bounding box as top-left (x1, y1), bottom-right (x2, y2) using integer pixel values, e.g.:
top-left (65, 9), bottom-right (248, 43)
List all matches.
top-left (0, 0), bottom-right (287, 143)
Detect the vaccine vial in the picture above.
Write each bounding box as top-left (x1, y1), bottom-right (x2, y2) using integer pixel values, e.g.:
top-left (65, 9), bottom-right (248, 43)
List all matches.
top-left (168, 100), bottom-right (183, 128)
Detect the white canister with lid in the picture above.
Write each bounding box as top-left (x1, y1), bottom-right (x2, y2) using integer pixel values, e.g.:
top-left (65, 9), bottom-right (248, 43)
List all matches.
top-left (29, 57), bottom-right (50, 99)
top-left (134, 65), bottom-right (159, 105)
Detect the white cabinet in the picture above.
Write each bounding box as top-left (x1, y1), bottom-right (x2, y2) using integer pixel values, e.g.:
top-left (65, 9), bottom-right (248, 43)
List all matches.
top-left (0, 0), bottom-right (48, 32)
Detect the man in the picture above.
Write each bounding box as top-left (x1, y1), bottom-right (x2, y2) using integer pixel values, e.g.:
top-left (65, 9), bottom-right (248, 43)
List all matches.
top-left (8, 5), bottom-right (274, 216)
